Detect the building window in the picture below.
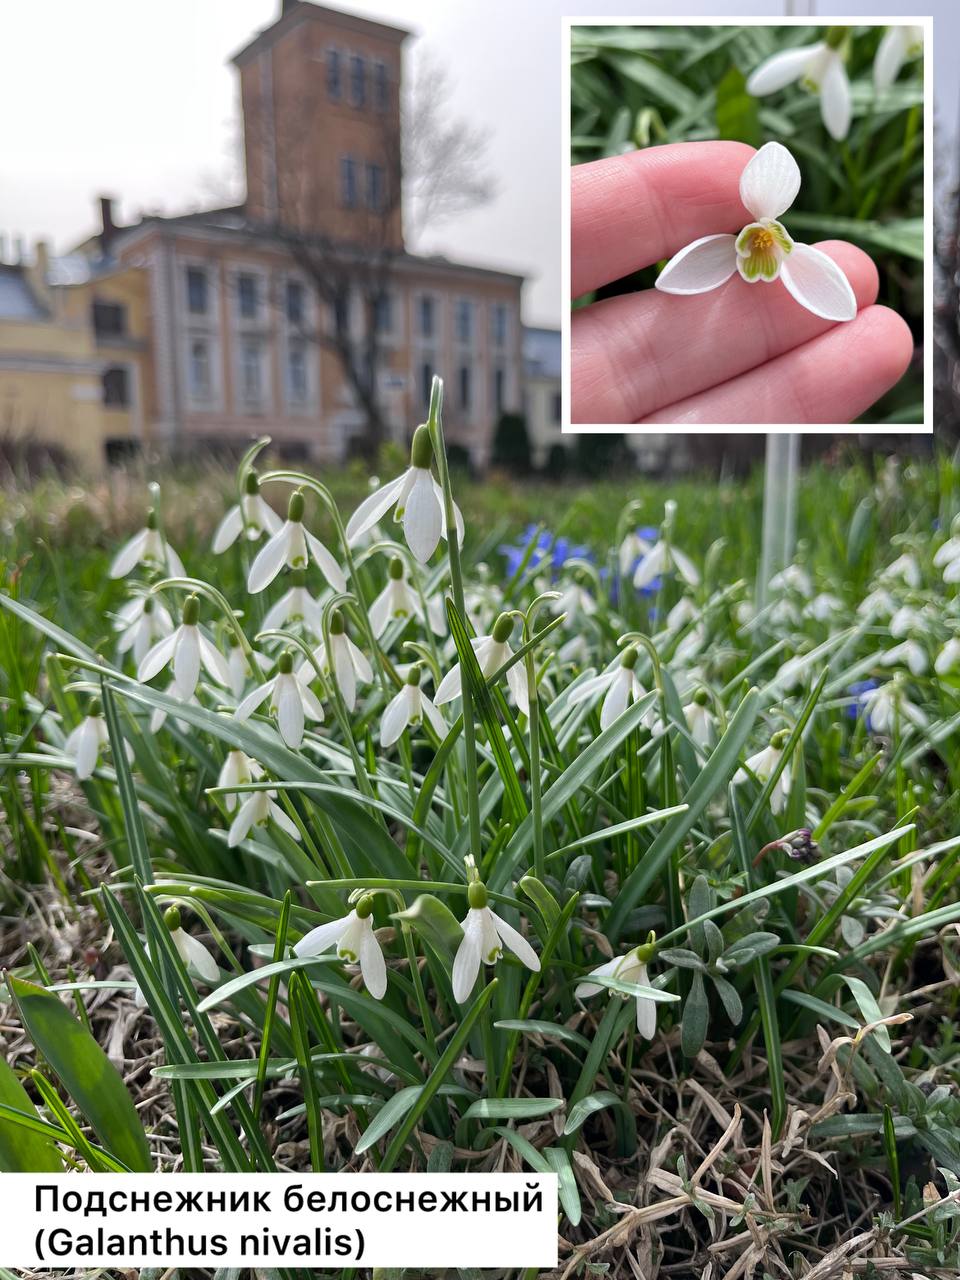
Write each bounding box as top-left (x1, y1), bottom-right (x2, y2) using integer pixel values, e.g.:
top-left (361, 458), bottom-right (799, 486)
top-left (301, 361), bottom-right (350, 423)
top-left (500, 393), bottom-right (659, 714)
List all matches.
top-left (493, 366), bottom-right (505, 413)
top-left (237, 273), bottom-right (258, 320)
top-left (551, 391), bottom-right (562, 424)
top-left (373, 293), bottom-right (393, 335)
top-left (186, 267), bottom-right (208, 315)
top-left (418, 295), bottom-right (434, 339)
top-left (102, 366), bottom-right (130, 407)
top-left (491, 303), bottom-right (508, 348)
top-left (326, 47), bottom-right (341, 100)
top-left (287, 342), bottom-right (308, 404)
top-left (350, 54), bottom-right (366, 107)
top-left (455, 298), bottom-right (473, 344)
top-left (286, 279), bottom-right (305, 326)
top-left (366, 163), bottom-right (385, 213)
top-left (458, 365), bottom-right (471, 411)
top-left (240, 340), bottom-right (264, 404)
top-left (189, 339), bottom-right (211, 398)
top-left (92, 301), bottom-right (126, 338)
top-left (374, 60), bottom-right (388, 111)
top-left (419, 360), bottom-right (434, 410)
top-left (340, 155), bottom-right (358, 209)
top-left (332, 292), bottom-right (349, 335)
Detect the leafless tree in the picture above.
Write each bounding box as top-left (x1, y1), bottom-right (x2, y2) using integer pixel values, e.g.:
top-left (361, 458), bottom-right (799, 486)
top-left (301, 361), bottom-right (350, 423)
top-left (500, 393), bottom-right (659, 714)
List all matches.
top-left (934, 127), bottom-right (960, 446)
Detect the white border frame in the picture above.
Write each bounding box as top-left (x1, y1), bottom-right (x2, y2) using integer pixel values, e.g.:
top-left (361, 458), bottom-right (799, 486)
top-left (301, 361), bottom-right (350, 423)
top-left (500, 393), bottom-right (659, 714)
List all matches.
top-left (560, 15), bottom-right (933, 435)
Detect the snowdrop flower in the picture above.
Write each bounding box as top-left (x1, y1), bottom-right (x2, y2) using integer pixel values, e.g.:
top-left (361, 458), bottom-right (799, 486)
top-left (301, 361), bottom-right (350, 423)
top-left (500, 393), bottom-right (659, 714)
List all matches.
top-left (149, 682), bottom-right (198, 735)
top-left (227, 783), bottom-right (301, 847)
top-left (575, 944), bottom-right (658, 1039)
top-left (859, 678), bottom-right (927, 735)
top-left (235, 650), bottom-right (323, 749)
top-left (736, 729), bottom-right (791, 814)
top-left (890, 605), bottom-right (929, 639)
top-left (683, 689), bottom-right (716, 749)
top-left (247, 490), bottom-right (346, 594)
top-left (64, 701), bottom-right (109, 781)
top-left (211, 471), bottom-right (282, 552)
top-left (934, 536), bottom-right (960, 584)
top-left (293, 895), bottom-right (387, 999)
top-left (881, 552), bottom-right (921, 590)
top-left (619, 529), bottom-right (653, 576)
top-left (164, 906), bottom-right (219, 984)
top-left (296, 609), bottom-right (373, 712)
top-left (655, 142), bottom-right (856, 322)
top-left (881, 638), bottom-right (927, 676)
top-left (666, 597), bottom-right (699, 631)
top-left (115, 594), bottom-right (173, 666)
top-left (380, 664), bottom-right (445, 748)
top-left (935, 637), bottom-right (960, 676)
top-left (369, 557), bottom-right (439, 638)
top-left (226, 636), bottom-right (269, 700)
top-left (435, 613), bottom-right (529, 716)
top-left (805, 592), bottom-right (844, 623)
top-left (747, 29), bottom-right (851, 141)
top-left (633, 536), bottom-right (700, 591)
top-left (261, 569), bottom-right (325, 635)
top-left (873, 25), bottom-right (923, 93)
top-left (858, 586), bottom-right (898, 618)
top-left (552, 578), bottom-right (597, 621)
top-left (770, 564), bottom-right (813, 597)
top-left (109, 510), bottom-right (185, 580)
top-left (217, 748), bottom-right (262, 813)
top-left (138, 595), bottom-right (231, 700)
top-left (675, 622), bottom-right (707, 665)
top-left (345, 424), bottom-right (464, 564)
top-left (569, 645), bottom-right (645, 731)
top-left (452, 857), bottom-right (540, 1003)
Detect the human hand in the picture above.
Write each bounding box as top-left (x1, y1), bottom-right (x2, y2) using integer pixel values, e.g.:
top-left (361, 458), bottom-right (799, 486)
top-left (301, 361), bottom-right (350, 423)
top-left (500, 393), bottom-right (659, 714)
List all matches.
top-left (571, 141), bottom-right (914, 425)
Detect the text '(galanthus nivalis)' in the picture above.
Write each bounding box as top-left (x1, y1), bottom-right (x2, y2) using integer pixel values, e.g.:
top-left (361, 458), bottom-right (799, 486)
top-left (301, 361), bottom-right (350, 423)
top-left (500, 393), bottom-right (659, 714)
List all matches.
top-left (345, 424), bottom-right (464, 564)
top-left (435, 612), bottom-right (530, 717)
top-left (235, 649), bottom-right (324, 749)
top-left (247, 489), bottom-right (346, 595)
top-left (293, 894), bottom-right (387, 999)
top-left (575, 943), bottom-right (659, 1039)
top-left (138, 594), bottom-right (231, 700)
top-left (747, 28), bottom-right (851, 141)
top-left (451, 858), bottom-right (540, 1003)
top-left (655, 142), bottom-right (857, 323)
top-left (212, 470), bottom-right (282, 553)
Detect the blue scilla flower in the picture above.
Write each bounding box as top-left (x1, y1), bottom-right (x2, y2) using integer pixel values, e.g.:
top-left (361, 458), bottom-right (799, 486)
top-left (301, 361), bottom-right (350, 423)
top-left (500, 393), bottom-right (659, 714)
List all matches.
top-left (847, 678), bottom-right (879, 722)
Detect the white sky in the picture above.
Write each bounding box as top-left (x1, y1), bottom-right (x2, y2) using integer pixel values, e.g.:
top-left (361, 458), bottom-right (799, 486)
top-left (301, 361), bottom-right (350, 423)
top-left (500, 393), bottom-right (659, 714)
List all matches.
top-left (1, 0), bottom-right (952, 328)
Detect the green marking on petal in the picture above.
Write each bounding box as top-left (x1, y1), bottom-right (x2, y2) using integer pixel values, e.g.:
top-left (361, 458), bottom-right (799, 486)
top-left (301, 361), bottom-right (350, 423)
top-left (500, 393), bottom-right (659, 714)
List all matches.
top-left (767, 220), bottom-right (794, 253)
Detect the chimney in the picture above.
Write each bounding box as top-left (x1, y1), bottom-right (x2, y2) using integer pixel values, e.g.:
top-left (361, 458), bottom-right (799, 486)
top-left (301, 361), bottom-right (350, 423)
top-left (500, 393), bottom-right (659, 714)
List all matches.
top-left (99, 194), bottom-right (118, 254)
top-left (28, 239), bottom-right (53, 308)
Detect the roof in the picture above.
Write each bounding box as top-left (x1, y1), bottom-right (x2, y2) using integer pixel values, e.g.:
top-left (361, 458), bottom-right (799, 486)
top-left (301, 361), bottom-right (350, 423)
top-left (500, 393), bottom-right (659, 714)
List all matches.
top-left (523, 326), bottom-right (560, 378)
top-left (231, 1), bottom-right (410, 68)
top-left (0, 265), bottom-right (47, 320)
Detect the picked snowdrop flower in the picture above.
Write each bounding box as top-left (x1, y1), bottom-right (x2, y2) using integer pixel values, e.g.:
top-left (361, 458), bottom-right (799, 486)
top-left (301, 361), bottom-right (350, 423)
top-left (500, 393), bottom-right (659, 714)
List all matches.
top-left (293, 894), bottom-right (387, 999)
top-left (452, 856), bottom-right (540, 1003)
top-left (736, 728), bottom-right (791, 814)
top-left (655, 142), bottom-right (857, 322)
top-left (227, 780), bottom-right (301, 847)
top-left (435, 612), bottom-right (529, 717)
top-left (881, 638), bottom-right (927, 677)
top-left (369, 556), bottom-right (437, 638)
top-left (747, 28), bottom-right (851, 141)
top-left (109, 510), bottom-right (185, 581)
top-left (211, 470), bottom-right (282, 553)
top-left (235, 649), bottom-right (323, 750)
top-left (164, 906), bottom-right (219, 985)
top-left (859, 677), bottom-right (928, 735)
top-left (380, 663), bottom-right (446, 748)
top-left (115, 594), bottom-right (173, 667)
top-left (683, 689), bottom-right (717, 749)
top-left (873, 25), bottom-right (923, 93)
top-left (569, 645), bottom-right (645, 731)
top-left (575, 943), bottom-right (658, 1039)
top-left (935, 637), bottom-right (960, 676)
top-left (296, 609), bottom-right (373, 713)
top-left (217, 748), bottom-right (262, 813)
top-left (138, 595), bottom-right (231, 700)
top-left (345, 424), bottom-right (464, 564)
top-left (247, 489), bottom-right (346, 594)
top-left (261, 569), bottom-right (325, 635)
top-left (64, 700), bottom-right (109, 781)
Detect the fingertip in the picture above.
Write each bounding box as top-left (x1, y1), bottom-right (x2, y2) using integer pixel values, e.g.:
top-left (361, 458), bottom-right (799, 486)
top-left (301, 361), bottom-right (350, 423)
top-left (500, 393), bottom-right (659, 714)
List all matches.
top-left (811, 240), bottom-right (880, 308)
top-left (858, 303), bottom-right (915, 382)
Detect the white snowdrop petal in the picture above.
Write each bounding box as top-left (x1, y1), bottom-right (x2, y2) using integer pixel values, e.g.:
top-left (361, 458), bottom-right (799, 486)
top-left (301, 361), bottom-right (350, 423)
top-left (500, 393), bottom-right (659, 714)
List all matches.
top-left (780, 243), bottom-right (857, 322)
top-left (380, 688), bottom-right (411, 747)
top-left (275, 675), bottom-right (305, 748)
top-left (269, 802), bottom-right (302, 841)
top-left (109, 528), bottom-right (149, 579)
top-left (74, 719), bottom-right (101, 780)
top-left (198, 635), bottom-right (231, 687)
top-left (359, 925), bottom-right (388, 999)
top-left (212, 505), bottom-right (244, 553)
top-left (293, 917), bottom-right (350, 958)
top-left (600, 670), bottom-right (631, 731)
top-left (305, 530), bottom-right (347, 592)
top-left (421, 694), bottom-right (447, 739)
top-left (746, 43), bottom-right (823, 97)
top-left (489, 910), bottom-right (540, 972)
top-left (451, 911), bottom-right (484, 1004)
top-left (299, 681), bottom-right (325, 722)
top-left (655, 235), bottom-right (738, 296)
top-left (172, 627), bottom-right (201, 698)
top-left (403, 468), bottom-right (443, 563)
top-left (506, 660), bottom-right (530, 718)
top-left (137, 632), bottom-right (177, 683)
top-left (247, 525), bottom-right (291, 593)
top-left (819, 52), bottom-right (852, 141)
top-left (235, 679), bottom-right (273, 723)
top-left (434, 663), bottom-right (463, 705)
top-left (175, 930), bottom-right (220, 984)
top-left (345, 473), bottom-right (407, 543)
top-left (738, 141), bottom-right (802, 222)
top-left (574, 955), bottom-right (621, 1000)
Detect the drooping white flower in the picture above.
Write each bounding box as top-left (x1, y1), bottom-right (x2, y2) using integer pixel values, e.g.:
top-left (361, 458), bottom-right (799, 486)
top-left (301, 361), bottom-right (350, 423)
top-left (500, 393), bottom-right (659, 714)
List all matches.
top-left (655, 142), bottom-right (856, 322)
top-left (569, 645), bottom-right (645, 731)
top-left (369, 557), bottom-right (443, 639)
top-left (666, 597), bottom-right (699, 631)
top-left (227, 785), bottom-right (302, 847)
top-left (881, 638), bottom-right (927, 677)
top-left (805, 592), bottom-right (844, 623)
top-left (889, 605), bottom-right (929, 639)
top-left (380, 664), bottom-right (446, 748)
top-left (226, 638), bottom-right (270, 700)
top-left (64, 705), bottom-right (109, 781)
top-left (575, 946), bottom-right (658, 1038)
top-left (234, 650), bottom-right (324, 749)
top-left (934, 536), bottom-right (960, 584)
top-left (164, 906), bottom-right (219, 984)
top-left (217, 748), bottom-right (262, 813)
top-left (297, 609), bottom-right (373, 713)
top-left (769, 564), bottom-right (813, 597)
top-left (115, 595), bottom-right (173, 666)
top-left (149, 681), bottom-right (198, 735)
top-left (873, 25), bottom-right (923, 93)
top-left (747, 33), bottom-right (852, 141)
top-left (247, 489), bottom-right (346, 594)
top-left (860, 679), bottom-right (928, 735)
top-left (683, 690), bottom-right (717, 748)
top-left (935, 637), bottom-right (960, 676)
top-left (261, 569), bottom-right (326, 635)
top-left (618, 529), bottom-right (653, 576)
top-left (451, 858), bottom-right (540, 1003)
top-left (212, 471), bottom-right (282, 553)
top-left (552, 580), bottom-right (597, 621)
top-left (858, 586), bottom-right (898, 618)
top-left (137, 595), bottom-right (231, 700)
top-left (109, 511), bottom-right (185, 580)
top-left (293, 895), bottom-right (387, 999)
top-left (345, 425), bottom-right (464, 564)
top-left (735, 730), bottom-right (791, 814)
top-left (435, 613), bottom-right (529, 717)
top-left (633, 539), bottom-right (700, 591)
top-left (880, 552), bottom-right (922, 590)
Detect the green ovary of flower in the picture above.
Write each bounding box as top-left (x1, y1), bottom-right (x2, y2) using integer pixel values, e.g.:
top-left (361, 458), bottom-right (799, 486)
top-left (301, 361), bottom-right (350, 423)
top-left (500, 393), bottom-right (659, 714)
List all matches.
top-left (735, 220), bottom-right (793, 283)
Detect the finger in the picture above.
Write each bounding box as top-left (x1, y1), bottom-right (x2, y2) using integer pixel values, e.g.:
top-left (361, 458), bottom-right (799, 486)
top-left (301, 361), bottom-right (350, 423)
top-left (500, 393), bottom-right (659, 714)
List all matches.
top-left (638, 304), bottom-right (914, 425)
top-left (571, 242), bottom-right (877, 424)
top-left (571, 141), bottom-right (755, 298)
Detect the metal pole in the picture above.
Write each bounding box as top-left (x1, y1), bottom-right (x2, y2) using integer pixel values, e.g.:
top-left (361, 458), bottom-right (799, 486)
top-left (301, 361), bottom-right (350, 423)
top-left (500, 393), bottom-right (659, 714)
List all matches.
top-left (758, 433), bottom-right (801, 608)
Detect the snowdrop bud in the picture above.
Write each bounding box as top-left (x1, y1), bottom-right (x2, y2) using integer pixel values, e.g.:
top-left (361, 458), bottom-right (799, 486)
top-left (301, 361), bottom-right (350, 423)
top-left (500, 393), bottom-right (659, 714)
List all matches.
top-left (244, 470), bottom-right (259, 495)
top-left (355, 893), bottom-right (375, 919)
top-left (693, 688), bottom-right (710, 706)
top-left (287, 489), bottom-right (305, 523)
top-left (330, 609), bottom-right (345, 636)
top-left (142, 597), bottom-right (155, 617)
top-left (634, 939), bottom-right (656, 963)
top-left (467, 880), bottom-right (488, 909)
top-left (770, 728), bottom-right (790, 750)
top-left (181, 594), bottom-right (199, 627)
top-left (146, 509), bottom-right (158, 531)
top-left (164, 905), bottom-right (182, 931)
top-left (492, 613), bottom-right (514, 645)
top-left (88, 697), bottom-right (102, 717)
top-left (277, 650), bottom-right (294, 676)
top-left (410, 424), bottom-right (432, 469)
top-left (406, 663), bottom-right (422, 687)
top-left (824, 25), bottom-right (847, 48)
top-left (620, 644), bottom-right (639, 670)
top-left (389, 556), bottom-right (404, 581)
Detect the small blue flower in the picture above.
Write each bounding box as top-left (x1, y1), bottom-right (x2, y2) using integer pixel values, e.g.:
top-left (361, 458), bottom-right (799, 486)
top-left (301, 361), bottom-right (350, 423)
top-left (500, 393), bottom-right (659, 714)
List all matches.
top-left (847, 678), bottom-right (879, 723)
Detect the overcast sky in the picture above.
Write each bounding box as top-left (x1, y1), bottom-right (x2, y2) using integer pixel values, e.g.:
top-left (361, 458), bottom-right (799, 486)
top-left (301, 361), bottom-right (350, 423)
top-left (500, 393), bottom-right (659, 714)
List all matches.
top-left (1, 0), bottom-right (952, 327)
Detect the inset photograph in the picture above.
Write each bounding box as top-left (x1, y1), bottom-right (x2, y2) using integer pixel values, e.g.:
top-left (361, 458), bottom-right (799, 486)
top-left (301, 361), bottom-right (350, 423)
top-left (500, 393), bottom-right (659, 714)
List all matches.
top-left (565, 20), bottom-right (930, 431)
